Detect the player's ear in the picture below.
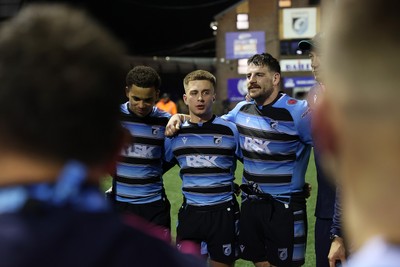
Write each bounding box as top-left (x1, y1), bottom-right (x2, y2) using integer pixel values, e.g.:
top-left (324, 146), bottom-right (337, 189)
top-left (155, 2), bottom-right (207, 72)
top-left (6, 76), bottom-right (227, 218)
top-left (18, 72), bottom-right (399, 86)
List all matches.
top-left (183, 94), bottom-right (188, 105)
top-left (272, 72), bottom-right (280, 86)
top-left (125, 86), bottom-right (130, 99)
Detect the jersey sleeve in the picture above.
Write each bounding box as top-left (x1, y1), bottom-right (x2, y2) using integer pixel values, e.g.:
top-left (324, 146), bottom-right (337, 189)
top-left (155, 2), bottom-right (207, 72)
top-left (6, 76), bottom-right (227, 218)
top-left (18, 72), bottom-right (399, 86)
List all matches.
top-left (232, 124), bottom-right (242, 161)
top-left (161, 139), bottom-right (176, 173)
top-left (163, 137), bottom-right (174, 163)
top-left (331, 187), bottom-right (343, 237)
top-left (220, 100), bottom-right (248, 122)
top-left (293, 100), bottom-right (313, 145)
top-left (153, 106), bottom-right (172, 119)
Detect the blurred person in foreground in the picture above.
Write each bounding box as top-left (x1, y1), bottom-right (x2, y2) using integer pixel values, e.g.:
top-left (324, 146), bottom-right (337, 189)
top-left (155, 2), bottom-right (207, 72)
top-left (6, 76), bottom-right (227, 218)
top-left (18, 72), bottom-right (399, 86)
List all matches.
top-left (156, 92), bottom-right (177, 115)
top-left (0, 4), bottom-right (205, 267)
top-left (298, 33), bottom-right (346, 267)
top-left (315, 0), bottom-right (400, 266)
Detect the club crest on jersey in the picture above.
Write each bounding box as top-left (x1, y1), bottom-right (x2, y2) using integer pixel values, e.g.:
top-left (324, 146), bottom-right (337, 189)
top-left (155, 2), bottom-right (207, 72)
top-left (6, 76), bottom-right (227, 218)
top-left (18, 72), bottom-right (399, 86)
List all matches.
top-left (152, 127), bottom-right (160, 135)
top-left (214, 136), bottom-right (222, 145)
top-left (223, 244), bottom-right (232, 256)
top-left (181, 137), bottom-right (188, 144)
top-left (287, 99), bottom-right (297, 105)
top-left (270, 120), bottom-right (278, 129)
top-left (278, 248), bottom-right (288, 261)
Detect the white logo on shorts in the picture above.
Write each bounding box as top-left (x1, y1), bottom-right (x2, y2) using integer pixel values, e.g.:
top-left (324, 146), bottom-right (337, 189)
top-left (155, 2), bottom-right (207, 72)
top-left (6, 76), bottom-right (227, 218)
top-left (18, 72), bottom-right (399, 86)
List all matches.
top-left (223, 244), bottom-right (232, 256)
top-left (240, 245), bottom-right (245, 253)
top-left (278, 248), bottom-right (288, 261)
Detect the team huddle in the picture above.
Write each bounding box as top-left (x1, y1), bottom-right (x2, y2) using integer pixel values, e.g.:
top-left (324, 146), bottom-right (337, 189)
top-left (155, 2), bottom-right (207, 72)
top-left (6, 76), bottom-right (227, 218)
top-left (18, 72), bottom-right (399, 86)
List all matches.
top-left (110, 55), bottom-right (313, 267)
top-left (1, 1), bottom-right (398, 267)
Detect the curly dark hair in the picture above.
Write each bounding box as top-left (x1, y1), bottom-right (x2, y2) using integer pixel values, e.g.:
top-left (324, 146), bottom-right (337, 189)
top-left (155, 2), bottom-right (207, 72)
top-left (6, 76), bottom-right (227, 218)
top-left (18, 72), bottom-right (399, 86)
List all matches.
top-left (0, 3), bottom-right (127, 165)
top-left (247, 53), bottom-right (281, 74)
top-left (126, 66), bottom-right (161, 89)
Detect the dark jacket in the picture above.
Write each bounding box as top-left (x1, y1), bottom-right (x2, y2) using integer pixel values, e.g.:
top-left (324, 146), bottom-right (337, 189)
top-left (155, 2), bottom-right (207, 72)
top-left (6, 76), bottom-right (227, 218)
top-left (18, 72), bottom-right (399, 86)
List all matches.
top-left (0, 200), bottom-right (206, 267)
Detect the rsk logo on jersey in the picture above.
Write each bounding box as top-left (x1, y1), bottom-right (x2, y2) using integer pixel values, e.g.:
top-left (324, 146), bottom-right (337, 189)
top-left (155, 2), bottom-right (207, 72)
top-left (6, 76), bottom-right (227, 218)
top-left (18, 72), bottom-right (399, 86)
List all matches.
top-left (186, 155), bottom-right (217, 167)
top-left (122, 144), bottom-right (155, 158)
top-left (243, 137), bottom-right (271, 153)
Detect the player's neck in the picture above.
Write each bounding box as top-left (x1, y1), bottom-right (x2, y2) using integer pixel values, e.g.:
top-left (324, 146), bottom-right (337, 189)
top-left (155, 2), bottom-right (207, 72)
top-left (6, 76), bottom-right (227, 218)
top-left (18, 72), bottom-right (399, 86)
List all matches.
top-left (0, 151), bottom-right (63, 186)
top-left (256, 88), bottom-right (279, 106)
top-left (189, 113), bottom-right (213, 124)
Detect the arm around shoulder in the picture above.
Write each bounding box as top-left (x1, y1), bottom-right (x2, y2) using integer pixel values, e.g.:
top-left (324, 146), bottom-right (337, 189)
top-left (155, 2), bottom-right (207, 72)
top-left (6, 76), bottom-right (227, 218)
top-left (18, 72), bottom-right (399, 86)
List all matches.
top-left (165, 113), bottom-right (189, 136)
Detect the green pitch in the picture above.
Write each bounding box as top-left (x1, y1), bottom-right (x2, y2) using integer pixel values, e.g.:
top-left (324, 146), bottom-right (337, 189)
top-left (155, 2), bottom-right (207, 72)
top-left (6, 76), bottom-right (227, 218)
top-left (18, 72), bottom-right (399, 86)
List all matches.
top-left (102, 151), bottom-right (317, 266)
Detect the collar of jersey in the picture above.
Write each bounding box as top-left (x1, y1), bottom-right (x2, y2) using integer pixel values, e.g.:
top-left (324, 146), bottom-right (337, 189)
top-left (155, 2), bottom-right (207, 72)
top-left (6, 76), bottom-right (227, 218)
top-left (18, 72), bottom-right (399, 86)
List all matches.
top-left (0, 161), bottom-right (110, 214)
top-left (256, 91), bottom-right (284, 110)
top-left (186, 114), bottom-right (216, 126)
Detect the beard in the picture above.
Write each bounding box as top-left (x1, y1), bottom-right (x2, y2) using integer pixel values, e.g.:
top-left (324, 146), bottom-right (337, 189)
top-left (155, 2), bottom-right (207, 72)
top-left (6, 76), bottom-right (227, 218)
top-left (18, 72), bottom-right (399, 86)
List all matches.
top-left (249, 86), bottom-right (274, 105)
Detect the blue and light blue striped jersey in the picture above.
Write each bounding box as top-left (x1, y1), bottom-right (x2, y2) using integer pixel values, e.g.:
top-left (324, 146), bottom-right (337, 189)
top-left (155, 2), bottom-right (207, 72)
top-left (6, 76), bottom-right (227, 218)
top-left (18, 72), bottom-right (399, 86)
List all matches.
top-left (115, 103), bottom-right (171, 204)
top-left (222, 92), bottom-right (312, 203)
top-left (164, 115), bottom-right (241, 206)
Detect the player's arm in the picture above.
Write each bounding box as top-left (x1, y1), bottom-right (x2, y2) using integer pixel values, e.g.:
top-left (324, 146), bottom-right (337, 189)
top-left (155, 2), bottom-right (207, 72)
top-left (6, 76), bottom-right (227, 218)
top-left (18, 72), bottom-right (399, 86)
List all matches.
top-left (328, 236), bottom-right (346, 267)
top-left (165, 100), bottom-right (247, 136)
top-left (165, 113), bottom-right (189, 136)
top-left (294, 100), bottom-right (313, 145)
top-left (328, 188), bottom-right (346, 267)
top-left (162, 137), bottom-right (179, 173)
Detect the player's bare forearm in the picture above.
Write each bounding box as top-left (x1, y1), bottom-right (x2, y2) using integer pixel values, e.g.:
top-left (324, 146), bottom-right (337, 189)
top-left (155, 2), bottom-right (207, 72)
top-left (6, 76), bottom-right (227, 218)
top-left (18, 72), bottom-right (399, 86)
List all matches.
top-left (165, 113), bottom-right (189, 136)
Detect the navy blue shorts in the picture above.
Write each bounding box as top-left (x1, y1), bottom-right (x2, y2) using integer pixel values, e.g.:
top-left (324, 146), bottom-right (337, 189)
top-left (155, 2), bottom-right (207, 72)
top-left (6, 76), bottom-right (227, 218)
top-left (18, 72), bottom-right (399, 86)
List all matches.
top-left (176, 199), bottom-right (240, 265)
top-left (239, 198), bottom-right (307, 266)
top-left (114, 197), bottom-right (171, 231)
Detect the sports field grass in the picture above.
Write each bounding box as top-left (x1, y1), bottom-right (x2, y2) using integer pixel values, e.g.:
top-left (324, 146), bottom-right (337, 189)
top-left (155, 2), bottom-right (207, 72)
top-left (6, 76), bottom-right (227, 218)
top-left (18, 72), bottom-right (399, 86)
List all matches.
top-left (102, 151), bottom-right (317, 266)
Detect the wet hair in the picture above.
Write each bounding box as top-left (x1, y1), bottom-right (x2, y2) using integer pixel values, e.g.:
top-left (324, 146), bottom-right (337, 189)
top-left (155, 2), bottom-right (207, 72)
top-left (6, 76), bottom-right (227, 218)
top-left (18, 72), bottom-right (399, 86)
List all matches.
top-left (183, 70), bottom-right (216, 92)
top-left (126, 65), bottom-right (161, 89)
top-left (0, 3), bottom-right (127, 165)
top-left (247, 53), bottom-right (281, 74)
